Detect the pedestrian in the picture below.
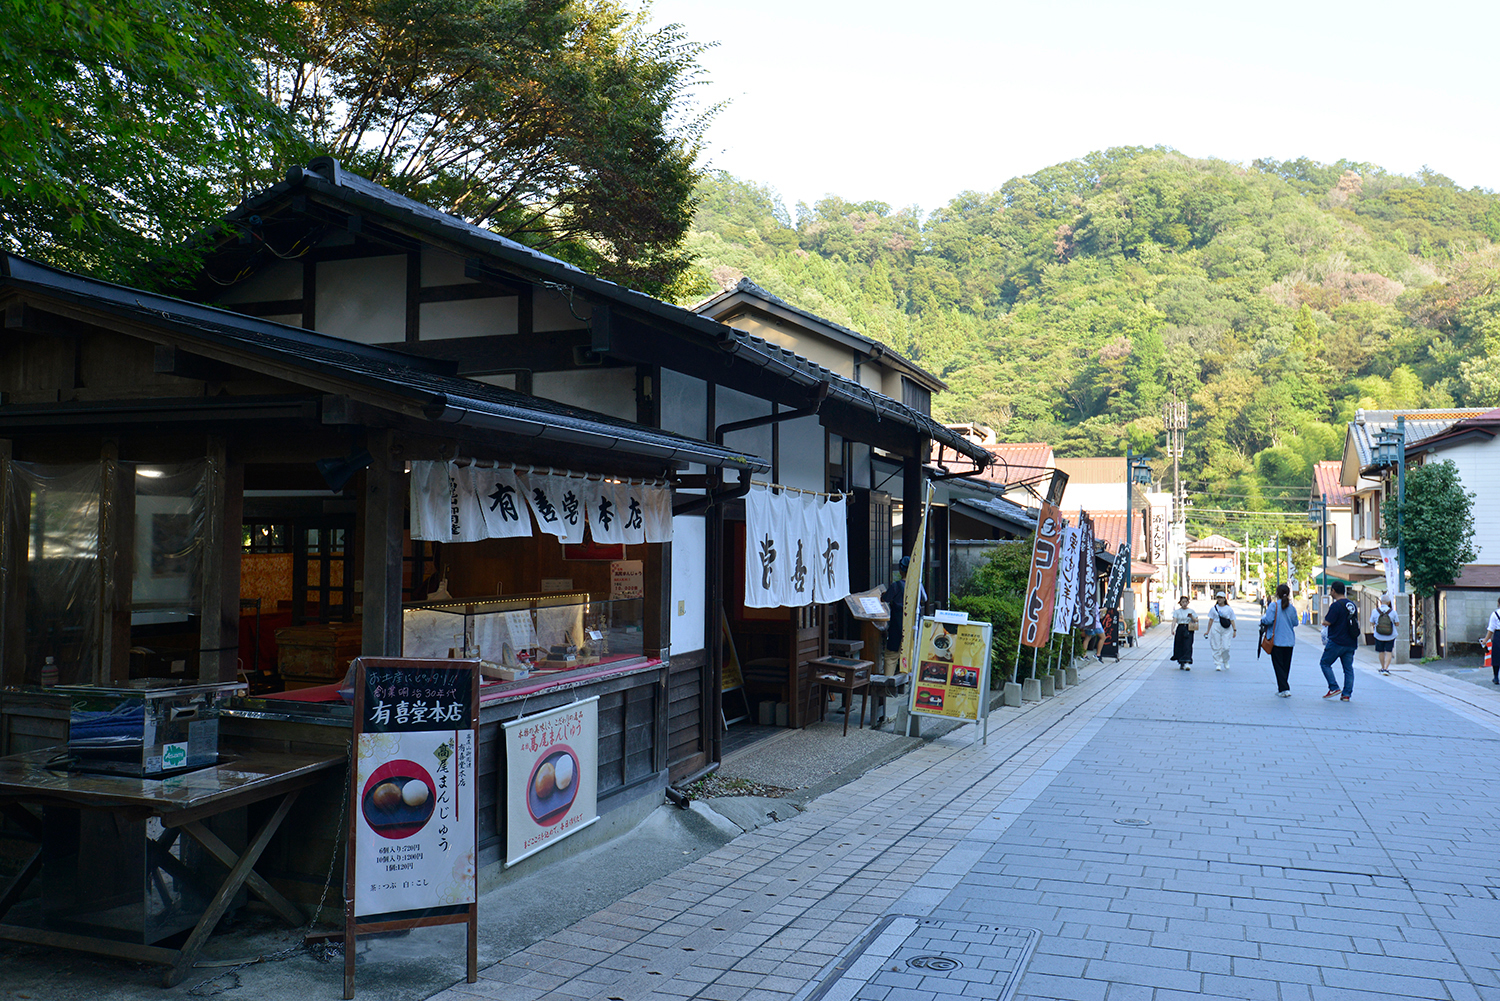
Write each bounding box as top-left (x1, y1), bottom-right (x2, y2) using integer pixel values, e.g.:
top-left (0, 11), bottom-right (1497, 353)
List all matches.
top-left (1171, 596), bottom-right (1198, 670)
top-left (1084, 607), bottom-right (1106, 662)
top-left (1261, 583), bottom-right (1299, 696)
top-left (1205, 590), bottom-right (1237, 671)
top-left (1486, 596), bottom-right (1500, 685)
top-left (1369, 595), bottom-right (1398, 676)
top-left (1318, 580), bottom-right (1362, 701)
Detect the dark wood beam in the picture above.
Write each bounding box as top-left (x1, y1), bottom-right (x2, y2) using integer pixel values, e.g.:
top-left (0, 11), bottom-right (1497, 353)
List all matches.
top-left (3, 303), bottom-right (75, 337)
top-left (153, 345), bottom-right (249, 383)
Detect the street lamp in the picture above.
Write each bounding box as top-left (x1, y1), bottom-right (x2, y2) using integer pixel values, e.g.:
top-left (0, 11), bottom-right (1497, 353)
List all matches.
top-left (1309, 497), bottom-right (1328, 622)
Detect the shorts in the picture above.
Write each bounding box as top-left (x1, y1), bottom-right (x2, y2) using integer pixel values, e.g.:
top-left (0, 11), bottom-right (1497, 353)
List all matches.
top-left (1374, 639), bottom-right (1394, 653)
top-left (1086, 627), bottom-right (1103, 637)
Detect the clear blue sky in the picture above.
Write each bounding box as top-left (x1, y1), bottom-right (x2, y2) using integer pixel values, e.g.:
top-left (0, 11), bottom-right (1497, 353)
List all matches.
top-left (648, 0), bottom-right (1499, 216)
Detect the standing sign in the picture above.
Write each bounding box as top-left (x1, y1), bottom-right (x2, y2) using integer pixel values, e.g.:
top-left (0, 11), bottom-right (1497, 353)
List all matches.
top-left (1021, 502), bottom-right (1063, 648)
top-left (908, 616), bottom-right (992, 744)
top-left (502, 698), bottom-right (599, 867)
top-left (346, 658), bottom-right (478, 999)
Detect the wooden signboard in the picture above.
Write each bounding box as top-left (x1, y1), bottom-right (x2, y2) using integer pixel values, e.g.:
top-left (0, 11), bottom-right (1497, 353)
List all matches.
top-left (345, 657), bottom-right (479, 999)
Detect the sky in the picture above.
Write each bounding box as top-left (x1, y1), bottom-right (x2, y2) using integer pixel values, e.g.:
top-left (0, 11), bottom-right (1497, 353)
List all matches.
top-left (646, 0), bottom-right (1500, 218)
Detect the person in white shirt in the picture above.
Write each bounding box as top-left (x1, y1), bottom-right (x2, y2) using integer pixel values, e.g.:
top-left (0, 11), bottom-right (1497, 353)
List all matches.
top-left (1369, 596), bottom-right (1398, 676)
top-left (1171, 596), bottom-right (1198, 670)
top-left (1205, 591), bottom-right (1237, 671)
top-left (1486, 596), bottom-right (1500, 686)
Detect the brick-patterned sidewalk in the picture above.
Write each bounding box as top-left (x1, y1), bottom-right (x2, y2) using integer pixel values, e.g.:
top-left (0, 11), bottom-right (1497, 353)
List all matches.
top-left (429, 607), bottom-right (1500, 1001)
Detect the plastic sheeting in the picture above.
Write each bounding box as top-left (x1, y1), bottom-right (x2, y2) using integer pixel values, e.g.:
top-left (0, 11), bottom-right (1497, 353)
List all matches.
top-left (6, 462), bottom-right (101, 686)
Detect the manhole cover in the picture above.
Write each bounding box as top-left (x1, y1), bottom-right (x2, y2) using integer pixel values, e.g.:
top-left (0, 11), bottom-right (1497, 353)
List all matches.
top-left (1114, 817), bottom-right (1151, 826)
top-left (805, 916), bottom-right (1039, 1001)
top-left (907, 955), bottom-right (961, 971)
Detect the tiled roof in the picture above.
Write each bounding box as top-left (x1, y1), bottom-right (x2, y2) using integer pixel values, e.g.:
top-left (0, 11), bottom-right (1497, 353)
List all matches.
top-left (1447, 564), bottom-right (1500, 589)
top-left (1082, 510), bottom-right (1145, 557)
top-left (1187, 533), bottom-right (1242, 552)
top-left (978, 443), bottom-right (1055, 485)
top-left (1313, 460), bottom-right (1352, 507)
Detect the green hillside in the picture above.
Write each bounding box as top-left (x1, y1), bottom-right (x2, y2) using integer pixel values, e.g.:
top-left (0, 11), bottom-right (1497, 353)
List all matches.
top-left (675, 147), bottom-right (1500, 536)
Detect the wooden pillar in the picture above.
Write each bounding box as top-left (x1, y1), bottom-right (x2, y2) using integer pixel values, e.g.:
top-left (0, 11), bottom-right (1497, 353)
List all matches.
top-left (99, 440), bottom-right (134, 684)
top-left (0, 440), bottom-right (20, 686)
top-left (199, 437), bottom-right (243, 683)
top-left (901, 453), bottom-right (922, 557)
top-left (361, 429), bottom-right (403, 658)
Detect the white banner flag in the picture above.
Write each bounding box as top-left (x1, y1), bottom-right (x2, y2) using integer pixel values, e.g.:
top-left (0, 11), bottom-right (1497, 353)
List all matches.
top-left (409, 460), bottom-right (449, 542)
top-left (1052, 526), bottom-right (1081, 635)
top-left (445, 463), bottom-right (490, 543)
top-left (817, 495), bottom-right (850, 602)
top-left (1380, 546), bottom-right (1401, 596)
top-left (786, 495), bottom-right (817, 604)
top-left (469, 467), bottom-right (530, 539)
top-left (586, 480), bottom-right (626, 545)
top-left (744, 487), bottom-right (783, 608)
top-left (643, 485), bottom-right (673, 543)
top-left (519, 473), bottom-right (568, 539)
top-left (616, 481), bottom-right (647, 546)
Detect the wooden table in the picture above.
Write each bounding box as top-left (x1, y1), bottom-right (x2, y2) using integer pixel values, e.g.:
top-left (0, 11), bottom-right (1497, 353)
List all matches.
top-left (809, 656), bottom-right (872, 735)
top-left (0, 747), bottom-right (344, 986)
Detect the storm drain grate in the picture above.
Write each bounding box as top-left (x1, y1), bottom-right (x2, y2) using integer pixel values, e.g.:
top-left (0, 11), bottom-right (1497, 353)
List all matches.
top-left (802, 915), bottom-right (1040, 1001)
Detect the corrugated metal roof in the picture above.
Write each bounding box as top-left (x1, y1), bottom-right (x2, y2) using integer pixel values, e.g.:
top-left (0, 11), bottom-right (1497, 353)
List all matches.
top-left (0, 254), bottom-right (769, 472)
top-left (1187, 533), bottom-right (1242, 552)
top-left (1313, 460), bottom-right (1352, 507)
top-left (1053, 457), bottom-right (1127, 484)
top-left (1347, 408), bottom-right (1488, 468)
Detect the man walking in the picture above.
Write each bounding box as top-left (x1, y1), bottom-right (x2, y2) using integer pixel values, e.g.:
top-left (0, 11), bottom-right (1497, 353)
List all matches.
top-left (1319, 581), bottom-right (1362, 701)
top-left (1486, 596), bottom-right (1500, 685)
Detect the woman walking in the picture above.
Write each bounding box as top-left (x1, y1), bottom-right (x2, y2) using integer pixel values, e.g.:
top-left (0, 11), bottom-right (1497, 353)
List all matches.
top-left (1261, 583), bottom-right (1300, 696)
top-left (1171, 596), bottom-right (1198, 670)
top-left (1369, 596), bottom-right (1398, 675)
top-left (1206, 591), bottom-right (1237, 671)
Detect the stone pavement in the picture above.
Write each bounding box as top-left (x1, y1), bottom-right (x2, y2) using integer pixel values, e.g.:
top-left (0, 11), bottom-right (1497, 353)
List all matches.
top-left (414, 602), bottom-right (1500, 1001)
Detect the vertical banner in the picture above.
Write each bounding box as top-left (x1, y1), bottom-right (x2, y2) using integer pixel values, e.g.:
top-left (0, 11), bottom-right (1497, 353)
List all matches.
top-left (1052, 526), bottom-right (1082, 635)
top-left (616, 481), bottom-right (648, 546)
top-left (900, 483), bottom-right (934, 673)
top-left (346, 657), bottom-right (479, 996)
top-left (643, 485), bottom-right (674, 543)
top-left (1105, 543), bottom-right (1131, 609)
top-left (1379, 546), bottom-right (1401, 596)
top-left (1079, 513), bottom-right (1098, 629)
top-left (586, 480), bottom-right (627, 545)
top-left (519, 473), bottom-right (569, 540)
top-left (1021, 502), bottom-right (1063, 648)
top-left (744, 487), bottom-right (782, 608)
top-left (502, 698), bottom-right (599, 866)
top-left (469, 466), bottom-right (530, 539)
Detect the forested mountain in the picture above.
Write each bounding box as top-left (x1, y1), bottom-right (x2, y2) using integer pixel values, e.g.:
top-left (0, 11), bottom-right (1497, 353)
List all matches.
top-left (674, 148), bottom-right (1500, 534)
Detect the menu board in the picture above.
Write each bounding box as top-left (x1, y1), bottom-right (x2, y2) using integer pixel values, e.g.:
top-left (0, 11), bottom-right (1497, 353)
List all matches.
top-left (907, 617), bottom-right (992, 730)
top-left (502, 698), bottom-right (599, 866)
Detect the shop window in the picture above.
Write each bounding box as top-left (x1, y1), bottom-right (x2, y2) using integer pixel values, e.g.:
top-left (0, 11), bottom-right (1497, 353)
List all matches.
top-left (242, 521), bottom-right (292, 553)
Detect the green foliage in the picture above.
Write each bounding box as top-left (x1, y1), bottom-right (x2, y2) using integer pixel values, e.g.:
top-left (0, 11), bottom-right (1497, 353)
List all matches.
top-left (1382, 460), bottom-right (1478, 597)
top-left (0, 0), bottom-right (289, 285)
top-left (256, 0), bottom-right (715, 293)
top-left (949, 540), bottom-right (1068, 684)
top-left (682, 151), bottom-right (1500, 538)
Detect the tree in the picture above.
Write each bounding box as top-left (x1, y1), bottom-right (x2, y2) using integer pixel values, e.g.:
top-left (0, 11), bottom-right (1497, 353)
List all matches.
top-left (1382, 460), bottom-right (1478, 597)
top-left (0, 0), bottom-right (288, 284)
top-left (255, 0), bottom-right (716, 293)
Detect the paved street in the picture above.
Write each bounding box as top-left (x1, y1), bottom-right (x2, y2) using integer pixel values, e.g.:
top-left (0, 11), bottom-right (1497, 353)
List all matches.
top-left (418, 603), bottom-right (1500, 1001)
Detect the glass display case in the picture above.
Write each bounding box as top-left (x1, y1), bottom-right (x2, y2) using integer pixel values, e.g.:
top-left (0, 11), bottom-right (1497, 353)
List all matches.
top-left (401, 593), bottom-right (645, 679)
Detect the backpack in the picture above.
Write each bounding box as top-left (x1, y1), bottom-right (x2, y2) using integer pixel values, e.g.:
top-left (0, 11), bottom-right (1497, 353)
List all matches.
top-left (1343, 600), bottom-right (1361, 644)
top-left (1376, 608), bottom-right (1393, 636)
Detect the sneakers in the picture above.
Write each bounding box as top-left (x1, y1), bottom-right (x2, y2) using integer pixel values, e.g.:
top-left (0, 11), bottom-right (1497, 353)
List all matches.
top-left (1379, 668), bottom-right (1390, 675)
top-left (1341, 696), bottom-right (1351, 701)
top-left (1323, 689), bottom-right (1340, 699)
top-left (1277, 691), bottom-right (1292, 697)
top-left (1215, 666), bottom-right (1222, 671)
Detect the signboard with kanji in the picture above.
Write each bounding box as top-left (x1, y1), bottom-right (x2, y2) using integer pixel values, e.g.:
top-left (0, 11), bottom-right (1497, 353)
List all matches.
top-left (502, 698), bottom-right (599, 866)
top-left (345, 657), bottom-right (479, 998)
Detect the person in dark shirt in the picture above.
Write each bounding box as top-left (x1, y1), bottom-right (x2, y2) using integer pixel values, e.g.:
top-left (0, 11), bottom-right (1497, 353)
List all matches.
top-left (1319, 580), bottom-right (1360, 701)
top-left (880, 557), bottom-right (911, 676)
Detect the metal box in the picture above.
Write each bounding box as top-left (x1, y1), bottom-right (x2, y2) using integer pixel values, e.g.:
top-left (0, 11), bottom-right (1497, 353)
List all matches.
top-left (62, 680), bottom-right (245, 777)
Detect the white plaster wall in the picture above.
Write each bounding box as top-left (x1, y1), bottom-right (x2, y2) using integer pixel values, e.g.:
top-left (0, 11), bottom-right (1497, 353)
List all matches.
top-left (1060, 482), bottom-right (1132, 513)
top-left (669, 513), bottom-right (707, 654)
top-left (532, 368), bottom-right (636, 422)
top-left (714, 387), bottom-right (772, 469)
top-left (1440, 441), bottom-right (1498, 563)
top-left (421, 249), bottom-right (475, 286)
top-left (316, 256), bottom-right (405, 343)
top-left (420, 297), bottom-right (517, 340)
top-left (660, 370), bottom-right (707, 439)
top-left (218, 261), bottom-right (301, 304)
top-left (778, 416), bottom-right (825, 491)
